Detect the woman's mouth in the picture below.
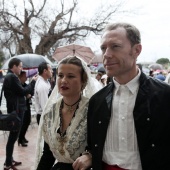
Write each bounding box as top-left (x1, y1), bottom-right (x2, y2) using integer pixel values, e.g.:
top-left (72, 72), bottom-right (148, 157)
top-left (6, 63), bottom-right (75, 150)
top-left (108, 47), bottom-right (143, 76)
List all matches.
top-left (61, 86), bottom-right (69, 90)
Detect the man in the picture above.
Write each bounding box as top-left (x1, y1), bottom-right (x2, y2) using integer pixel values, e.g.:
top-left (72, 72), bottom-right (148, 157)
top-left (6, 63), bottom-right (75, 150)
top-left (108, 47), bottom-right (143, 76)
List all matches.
top-left (3, 58), bottom-right (37, 170)
top-left (73, 23), bottom-right (170, 170)
top-left (18, 71), bottom-right (33, 147)
top-left (34, 62), bottom-right (53, 124)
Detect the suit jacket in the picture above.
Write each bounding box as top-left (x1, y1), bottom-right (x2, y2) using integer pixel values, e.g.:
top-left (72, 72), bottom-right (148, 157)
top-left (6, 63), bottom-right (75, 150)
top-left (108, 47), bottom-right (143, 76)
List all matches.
top-left (3, 70), bottom-right (35, 113)
top-left (87, 72), bottom-right (170, 170)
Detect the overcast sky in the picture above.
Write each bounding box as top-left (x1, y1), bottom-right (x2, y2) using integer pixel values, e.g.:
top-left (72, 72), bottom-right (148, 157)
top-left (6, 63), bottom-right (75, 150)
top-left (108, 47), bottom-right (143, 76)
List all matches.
top-left (6, 0), bottom-right (170, 63)
top-left (78, 0), bottom-right (170, 63)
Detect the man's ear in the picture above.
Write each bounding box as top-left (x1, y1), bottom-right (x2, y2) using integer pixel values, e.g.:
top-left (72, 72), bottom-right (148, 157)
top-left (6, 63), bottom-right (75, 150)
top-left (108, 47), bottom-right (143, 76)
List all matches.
top-left (133, 44), bottom-right (142, 60)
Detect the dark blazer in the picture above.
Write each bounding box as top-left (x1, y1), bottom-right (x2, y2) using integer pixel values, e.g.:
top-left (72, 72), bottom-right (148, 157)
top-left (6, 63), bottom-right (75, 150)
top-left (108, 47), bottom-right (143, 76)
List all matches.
top-left (3, 70), bottom-right (35, 113)
top-left (87, 72), bottom-right (170, 170)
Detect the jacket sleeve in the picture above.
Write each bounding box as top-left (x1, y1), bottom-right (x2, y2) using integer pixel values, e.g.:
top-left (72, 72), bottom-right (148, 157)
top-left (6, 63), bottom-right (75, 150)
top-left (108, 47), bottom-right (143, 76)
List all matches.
top-left (9, 73), bottom-right (35, 96)
top-left (36, 141), bottom-right (55, 170)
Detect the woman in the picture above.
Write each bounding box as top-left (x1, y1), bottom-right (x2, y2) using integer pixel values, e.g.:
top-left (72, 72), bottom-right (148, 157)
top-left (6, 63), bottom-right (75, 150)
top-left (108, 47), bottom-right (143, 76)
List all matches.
top-left (35, 56), bottom-right (101, 170)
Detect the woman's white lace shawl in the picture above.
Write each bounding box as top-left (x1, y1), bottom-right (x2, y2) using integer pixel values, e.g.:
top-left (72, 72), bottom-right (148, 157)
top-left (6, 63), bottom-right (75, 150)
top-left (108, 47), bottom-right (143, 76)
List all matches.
top-left (34, 56), bottom-right (103, 169)
top-left (34, 96), bottom-right (89, 168)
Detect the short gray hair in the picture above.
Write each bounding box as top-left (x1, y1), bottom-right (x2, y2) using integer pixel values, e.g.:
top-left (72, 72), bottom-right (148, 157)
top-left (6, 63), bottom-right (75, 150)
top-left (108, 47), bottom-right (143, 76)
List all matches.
top-left (103, 22), bottom-right (141, 46)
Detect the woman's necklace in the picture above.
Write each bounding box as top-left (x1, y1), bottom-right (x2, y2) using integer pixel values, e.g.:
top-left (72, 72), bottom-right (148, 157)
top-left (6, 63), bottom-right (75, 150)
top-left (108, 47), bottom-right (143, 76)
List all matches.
top-left (63, 97), bottom-right (81, 113)
top-left (58, 97), bottom-right (81, 155)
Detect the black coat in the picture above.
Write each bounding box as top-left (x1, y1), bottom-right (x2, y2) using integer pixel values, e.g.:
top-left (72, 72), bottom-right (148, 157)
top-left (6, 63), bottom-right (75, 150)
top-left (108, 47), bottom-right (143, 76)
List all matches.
top-left (87, 72), bottom-right (170, 170)
top-left (3, 70), bottom-right (35, 113)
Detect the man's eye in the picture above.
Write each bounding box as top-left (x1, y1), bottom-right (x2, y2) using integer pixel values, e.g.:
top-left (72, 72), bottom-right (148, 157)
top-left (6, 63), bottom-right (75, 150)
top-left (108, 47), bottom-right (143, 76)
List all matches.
top-left (112, 45), bottom-right (120, 48)
top-left (101, 46), bottom-right (106, 51)
top-left (68, 76), bottom-right (74, 78)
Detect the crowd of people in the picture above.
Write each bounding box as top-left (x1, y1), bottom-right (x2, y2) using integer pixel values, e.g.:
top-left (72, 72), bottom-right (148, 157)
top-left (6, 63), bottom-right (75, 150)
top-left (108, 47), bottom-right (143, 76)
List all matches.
top-left (2, 22), bottom-right (170, 170)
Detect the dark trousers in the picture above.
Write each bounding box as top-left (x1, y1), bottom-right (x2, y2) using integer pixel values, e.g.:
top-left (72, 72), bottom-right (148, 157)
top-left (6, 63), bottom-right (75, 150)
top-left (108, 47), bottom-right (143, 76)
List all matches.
top-left (18, 109), bottom-right (31, 142)
top-left (5, 111), bottom-right (24, 166)
top-left (36, 114), bottom-right (41, 125)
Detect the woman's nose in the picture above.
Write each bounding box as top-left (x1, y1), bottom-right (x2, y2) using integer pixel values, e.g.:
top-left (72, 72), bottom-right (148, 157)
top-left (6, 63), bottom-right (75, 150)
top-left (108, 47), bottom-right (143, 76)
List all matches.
top-left (61, 76), bottom-right (67, 83)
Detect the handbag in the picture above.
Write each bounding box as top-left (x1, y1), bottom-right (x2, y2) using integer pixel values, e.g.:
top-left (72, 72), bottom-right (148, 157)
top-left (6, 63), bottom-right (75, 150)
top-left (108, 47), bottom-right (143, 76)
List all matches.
top-left (0, 84), bottom-right (21, 131)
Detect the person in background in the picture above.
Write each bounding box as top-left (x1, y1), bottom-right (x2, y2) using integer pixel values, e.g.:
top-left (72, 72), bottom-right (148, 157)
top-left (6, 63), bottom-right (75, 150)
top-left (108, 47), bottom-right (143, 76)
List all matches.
top-left (165, 70), bottom-right (170, 84)
top-left (149, 69), bottom-right (154, 77)
top-left (73, 22), bottom-right (170, 170)
top-left (101, 74), bottom-right (108, 87)
top-left (18, 71), bottom-right (33, 147)
top-left (3, 58), bottom-right (37, 170)
top-left (95, 71), bottom-right (103, 81)
top-left (155, 71), bottom-right (165, 81)
top-left (34, 56), bottom-right (101, 170)
top-left (34, 62), bottom-right (53, 124)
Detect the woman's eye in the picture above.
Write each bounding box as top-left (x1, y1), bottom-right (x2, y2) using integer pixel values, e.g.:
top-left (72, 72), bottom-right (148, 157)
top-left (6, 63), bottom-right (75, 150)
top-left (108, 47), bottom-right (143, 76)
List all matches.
top-left (58, 75), bottom-right (63, 78)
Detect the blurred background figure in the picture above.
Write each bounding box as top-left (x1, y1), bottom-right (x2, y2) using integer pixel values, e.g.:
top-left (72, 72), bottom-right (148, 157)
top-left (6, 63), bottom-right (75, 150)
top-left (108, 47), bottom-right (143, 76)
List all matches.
top-left (155, 71), bottom-right (165, 81)
top-left (149, 69), bottom-right (154, 77)
top-left (95, 71), bottom-right (103, 81)
top-left (18, 71), bottom-right (33, 147)
top-left (165, 71), bottom-right (170, 84)
top-left (101, 74), bottom-right (108, 87)
top-left (34, 62), bottom-right (53, 125)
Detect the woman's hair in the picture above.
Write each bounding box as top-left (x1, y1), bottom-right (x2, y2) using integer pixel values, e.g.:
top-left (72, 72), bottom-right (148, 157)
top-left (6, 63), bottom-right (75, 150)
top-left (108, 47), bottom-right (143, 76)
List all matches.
top-left (103, 22), bottom-right (141, 46)
top-left (57, 56), bottom-right (88, 89)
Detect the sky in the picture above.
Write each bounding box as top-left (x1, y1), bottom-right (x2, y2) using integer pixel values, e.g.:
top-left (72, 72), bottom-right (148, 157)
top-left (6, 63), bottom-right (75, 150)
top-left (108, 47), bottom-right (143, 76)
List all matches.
top-left (3, 0), bottom-right (170, 64)
top-left (78, 0), bottom-right (170, 63)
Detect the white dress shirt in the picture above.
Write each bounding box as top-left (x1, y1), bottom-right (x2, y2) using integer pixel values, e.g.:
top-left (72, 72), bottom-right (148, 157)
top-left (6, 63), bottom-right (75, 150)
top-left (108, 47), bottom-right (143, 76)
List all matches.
top-left (34, 76), bottom-right (51, 115)
top-left (102, 69), bottom-right (142, 170)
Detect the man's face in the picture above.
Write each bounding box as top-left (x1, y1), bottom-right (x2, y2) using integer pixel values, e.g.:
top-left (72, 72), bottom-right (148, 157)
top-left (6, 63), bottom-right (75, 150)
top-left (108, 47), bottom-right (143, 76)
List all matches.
top-left (46, 64), bottom-right (53, 79)
top-left (100, 27), bottom-right (141, 82)
top-left (13, 62), bottom-right (23, 76)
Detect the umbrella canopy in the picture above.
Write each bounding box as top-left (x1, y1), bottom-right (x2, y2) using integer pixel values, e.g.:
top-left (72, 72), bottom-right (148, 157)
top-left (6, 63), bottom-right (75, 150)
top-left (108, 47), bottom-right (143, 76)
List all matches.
top-left (148, 63), bottom-right (163, 71)
top-left (91, 54), bottom-right (103, 64)
top-left (52, 44), bottom-right (95, 64)
top-left (25, 68), bottom-right (38, 78)
top-left (1, 54), bottom-right (53, 70)
top-left (98, 67), bottom-right (106, 74)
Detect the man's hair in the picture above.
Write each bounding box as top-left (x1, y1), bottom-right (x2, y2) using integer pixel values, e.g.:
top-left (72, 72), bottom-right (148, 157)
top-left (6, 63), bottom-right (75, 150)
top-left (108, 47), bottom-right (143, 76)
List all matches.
top-left (38, 62), bottom-right (49, 75)
top-left (58, 56), bottom-right (88, 89)
top-left (103, 22), bottom-right (141, 46)
top-left (8, 58), bottom-right (21, 69)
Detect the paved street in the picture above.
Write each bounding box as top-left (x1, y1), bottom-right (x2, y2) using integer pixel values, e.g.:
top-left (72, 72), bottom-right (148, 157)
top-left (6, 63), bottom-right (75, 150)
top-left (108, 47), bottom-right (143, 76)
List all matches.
top-left (0, 119), bottom-right (38, 170)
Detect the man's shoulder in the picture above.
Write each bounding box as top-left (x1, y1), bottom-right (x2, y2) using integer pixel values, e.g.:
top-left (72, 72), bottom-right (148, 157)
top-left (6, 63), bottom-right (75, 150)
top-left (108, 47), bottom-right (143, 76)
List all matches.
top-left (91, 83), bottom-right (113, 99)
top-left (4, 72), bottom-right (15, 79)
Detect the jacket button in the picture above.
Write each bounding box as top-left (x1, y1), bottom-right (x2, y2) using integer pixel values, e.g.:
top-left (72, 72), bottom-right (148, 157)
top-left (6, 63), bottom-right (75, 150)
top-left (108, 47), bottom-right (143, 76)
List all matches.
top-left (98, 121), bottom-right (101, 124)
top-left (95, 144), bottom-right (98, 147)
top-left (147, 118), bottom-right (150, 121)
top-left (90, 168), bottom-right (93, 170)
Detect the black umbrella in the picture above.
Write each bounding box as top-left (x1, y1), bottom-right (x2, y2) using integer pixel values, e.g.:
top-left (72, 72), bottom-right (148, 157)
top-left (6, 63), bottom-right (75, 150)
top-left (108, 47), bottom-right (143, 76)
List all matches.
top-left (1, 54), bottom-right (53, 70)
top-left (98, 67), bottom-right (106, 74)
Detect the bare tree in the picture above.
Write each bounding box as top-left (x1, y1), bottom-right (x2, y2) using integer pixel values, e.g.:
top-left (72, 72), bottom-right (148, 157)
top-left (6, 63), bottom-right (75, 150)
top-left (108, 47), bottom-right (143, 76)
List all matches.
top-left (0, 0), bottom-right (127, 58)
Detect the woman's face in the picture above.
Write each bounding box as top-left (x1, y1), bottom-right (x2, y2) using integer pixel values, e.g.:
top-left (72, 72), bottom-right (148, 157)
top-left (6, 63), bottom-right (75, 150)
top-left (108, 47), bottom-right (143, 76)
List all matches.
top-left (57, 64), bottom-right (83, 98)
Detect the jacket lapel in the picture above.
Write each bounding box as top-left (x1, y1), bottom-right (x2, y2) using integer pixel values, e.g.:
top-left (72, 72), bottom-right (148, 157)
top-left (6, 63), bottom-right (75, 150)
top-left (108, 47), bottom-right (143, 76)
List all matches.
top-left (105, 83), bottom-right (114, 113)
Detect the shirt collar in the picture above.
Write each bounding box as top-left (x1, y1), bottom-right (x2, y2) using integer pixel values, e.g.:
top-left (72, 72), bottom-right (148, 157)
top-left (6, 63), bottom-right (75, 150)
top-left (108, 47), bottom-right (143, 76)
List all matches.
top-left (113, 69), bottom-right (141, 95)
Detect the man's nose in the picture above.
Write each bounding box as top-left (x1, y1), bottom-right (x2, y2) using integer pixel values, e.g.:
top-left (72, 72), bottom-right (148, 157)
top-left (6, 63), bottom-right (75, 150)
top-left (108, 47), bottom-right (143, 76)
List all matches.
top-left (103, 48), bottom-right (112, 59)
